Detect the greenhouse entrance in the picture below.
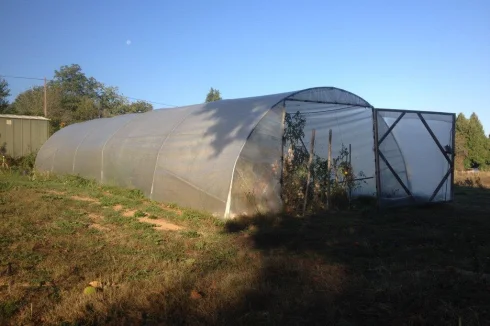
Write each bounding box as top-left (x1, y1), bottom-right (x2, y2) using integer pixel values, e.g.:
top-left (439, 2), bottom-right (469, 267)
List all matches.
top-left (373, 108), bottom-right (455, 207)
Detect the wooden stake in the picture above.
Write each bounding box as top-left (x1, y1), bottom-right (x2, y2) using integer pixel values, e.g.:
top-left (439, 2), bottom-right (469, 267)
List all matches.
top-left (280, 105), bottom-right (286, 193)
top-left (303, 129), bottom-right (316, 216)
top-left (43, 77), bottom-right (47, 117)
top-left (327, 129), bottom-right (332, 209)
top-left (349, 143), bottom-right (352, 203)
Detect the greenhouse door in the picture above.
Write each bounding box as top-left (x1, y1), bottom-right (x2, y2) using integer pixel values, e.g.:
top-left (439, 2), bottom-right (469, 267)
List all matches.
top-left (373, 108), bottom-right (456, 207)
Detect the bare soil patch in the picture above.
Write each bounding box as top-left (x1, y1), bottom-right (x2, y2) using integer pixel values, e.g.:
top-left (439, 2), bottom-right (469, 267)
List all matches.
top-left (88, 213), bottom-right (110, 231)
top-left (122, 209), bottom-right (137, 217)
top-left (71, 195), bottom-right (99, 203)
top-left (138, 217), bottom-right (183, 231)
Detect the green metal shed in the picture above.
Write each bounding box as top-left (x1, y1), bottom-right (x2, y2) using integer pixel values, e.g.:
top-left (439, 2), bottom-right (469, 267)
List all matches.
top-left (0, 114), bottom-right (50, 157)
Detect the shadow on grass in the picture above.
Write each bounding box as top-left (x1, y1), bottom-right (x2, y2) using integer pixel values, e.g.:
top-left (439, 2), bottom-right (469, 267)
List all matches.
top-left (219, 186), bottom-right (490, 326)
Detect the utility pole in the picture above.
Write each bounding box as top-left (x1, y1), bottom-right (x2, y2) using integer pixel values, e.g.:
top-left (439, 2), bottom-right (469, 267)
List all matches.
top-left (43, 77), bottom-right (47, 117)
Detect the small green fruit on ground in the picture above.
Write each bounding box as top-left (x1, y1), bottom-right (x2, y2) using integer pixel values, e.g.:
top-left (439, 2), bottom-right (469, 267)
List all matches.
top-left (83, 286), bottom-right (97, 295)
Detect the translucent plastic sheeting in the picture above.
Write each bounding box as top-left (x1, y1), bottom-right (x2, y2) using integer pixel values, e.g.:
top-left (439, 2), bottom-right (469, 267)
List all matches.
top-left (229, 105), bottom-right (284, 217)
top-left (76, 114), bottom-right (141, 182)
top-left (35, 90), bottom-right (301, 218)
top-left (287, 87), bottom-right (372, 107)
top-left (286, 102), bottom-right (377, 197)
top-left (36, 114), bottom-right (139, 177)
top-left (375, 110), bottom-right (455, 206)
top-left (376, 114), bottom-right (410, 200)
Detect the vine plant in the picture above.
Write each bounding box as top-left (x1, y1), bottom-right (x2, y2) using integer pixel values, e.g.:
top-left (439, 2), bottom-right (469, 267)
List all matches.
top-left (281, 111), bottom-right (367, 214)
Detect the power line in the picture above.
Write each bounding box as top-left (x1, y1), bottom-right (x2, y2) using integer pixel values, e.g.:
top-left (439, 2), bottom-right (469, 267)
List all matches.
top-left (0, 74), bottom-right (46, 81)
top-left (1, 73), bottom-right (178, 107)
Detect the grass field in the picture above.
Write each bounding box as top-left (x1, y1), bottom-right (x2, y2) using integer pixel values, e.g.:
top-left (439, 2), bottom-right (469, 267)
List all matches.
top-left (1, 171), bottom-right (489, 325)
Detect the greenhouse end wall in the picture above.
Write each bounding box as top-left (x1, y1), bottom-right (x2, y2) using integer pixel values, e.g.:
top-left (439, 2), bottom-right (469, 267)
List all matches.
top-left (374, 109), bottom-right (455, 207)
top-left (228, 105), bottom-right (284, 217)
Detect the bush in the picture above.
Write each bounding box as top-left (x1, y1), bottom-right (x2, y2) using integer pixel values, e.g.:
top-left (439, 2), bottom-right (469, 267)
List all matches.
top-left (1, 150), bottom-right (38, 173)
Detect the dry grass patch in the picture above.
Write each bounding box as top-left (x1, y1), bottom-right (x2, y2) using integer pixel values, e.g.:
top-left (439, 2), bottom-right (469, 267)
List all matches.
top-left (455, 171), bottom-right (490, 189)
top-left (87, 213), bottom-right (110, 232)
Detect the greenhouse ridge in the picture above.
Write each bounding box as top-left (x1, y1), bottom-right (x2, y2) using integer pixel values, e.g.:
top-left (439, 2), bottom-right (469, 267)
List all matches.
top-left (35, 87), bottom-right (455, 218)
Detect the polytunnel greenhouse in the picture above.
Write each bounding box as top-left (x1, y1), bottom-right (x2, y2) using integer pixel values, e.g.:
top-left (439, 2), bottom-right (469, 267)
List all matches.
top-left (35, 87), bottom-right (456, 218)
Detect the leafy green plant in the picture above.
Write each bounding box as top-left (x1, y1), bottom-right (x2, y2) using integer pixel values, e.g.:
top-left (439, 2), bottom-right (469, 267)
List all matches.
top-left (0, 181), bottom-right (13, 192)
top-left (60, 174), bottom-right (98, 188)
top-left (281, 111), bottom-right (369, 214)
top-left (1, 149), bottom-right (38, 174)
top-left (0, 300), bottom-right (19, 320)
top-left (134, 210), bottom-right (146, 217)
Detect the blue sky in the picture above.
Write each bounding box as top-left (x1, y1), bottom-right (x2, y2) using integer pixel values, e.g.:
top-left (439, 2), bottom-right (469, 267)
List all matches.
top-left (1, 0), bottom-right (489, 133)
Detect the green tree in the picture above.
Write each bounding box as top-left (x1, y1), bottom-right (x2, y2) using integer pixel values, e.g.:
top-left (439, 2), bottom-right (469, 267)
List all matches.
top-left (98, 85), bottom-right (128, 117)
top-left (11, 64), bottom-right (153, 133)
top-left (11, 86), bottom-right (45, 116)
top-left (455, 113), bottom-right (470, 170)
top-left (466, 113), bottom-right (488, 169)
top-left (205, 87), bottom-right (222, 102)
top-left (0, 78), bottom-right (11, 113)
top-left (50, 64), bottom-right (101, 114)
top-left (51, 64), bottom-right (100, 97)
top-left (12, 85), bottom-right (65, 131)
top-left (98, 87), bottom-right (153, 117)
top-left (72, 97), bottom-right (100, 121)
top-left (122, 100), bottom-right (153, 114)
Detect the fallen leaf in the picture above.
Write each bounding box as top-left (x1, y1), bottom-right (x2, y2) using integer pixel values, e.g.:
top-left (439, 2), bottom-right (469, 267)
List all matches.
top-left (190, 290), bottom-right (202, 300)
top-left (89, 281), bottom-right (103, 289)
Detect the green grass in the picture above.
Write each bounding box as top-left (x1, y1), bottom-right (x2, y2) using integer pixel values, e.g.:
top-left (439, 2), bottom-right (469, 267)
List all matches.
top-left (0, 172), bottom-right (490, 325)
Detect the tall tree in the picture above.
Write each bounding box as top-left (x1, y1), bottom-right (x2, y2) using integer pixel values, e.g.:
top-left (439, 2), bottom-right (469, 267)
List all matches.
top-left (205, 87), bottom-right (222, 102)
top-left (98, 85), bottom-right (128, 117)
top-left (466, 113), bottom-right (488, 168)
top-left (0, 78), bottom-right (11, 113)
top-left (72, 96), bottom-right (99, 122)
top-left (11, 85), bottom-right (65, 130)
top-left (50, 64), bottom-right (101, 115)
top-left (51, 64), bottom-right (100, 98)
top-left (455, 113), bottom-right (470, 170)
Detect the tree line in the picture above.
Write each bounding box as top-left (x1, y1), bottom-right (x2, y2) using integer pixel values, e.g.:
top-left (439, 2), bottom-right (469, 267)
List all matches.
top-left (0, 64), bottom-right (153, 132)
top-left (455, 112), bottom-right (490, 171)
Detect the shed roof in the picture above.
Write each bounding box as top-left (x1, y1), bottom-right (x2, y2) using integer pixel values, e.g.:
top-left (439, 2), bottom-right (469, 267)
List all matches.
top-left (0, 114), bottom-right (50, 121)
